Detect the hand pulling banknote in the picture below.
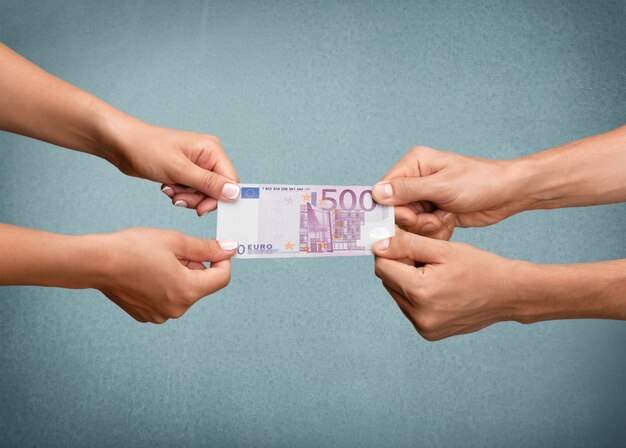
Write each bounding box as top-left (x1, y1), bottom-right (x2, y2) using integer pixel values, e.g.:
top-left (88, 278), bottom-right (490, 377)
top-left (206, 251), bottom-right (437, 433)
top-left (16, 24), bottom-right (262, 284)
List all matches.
top-left (217, 184), bottom-right (395, 258)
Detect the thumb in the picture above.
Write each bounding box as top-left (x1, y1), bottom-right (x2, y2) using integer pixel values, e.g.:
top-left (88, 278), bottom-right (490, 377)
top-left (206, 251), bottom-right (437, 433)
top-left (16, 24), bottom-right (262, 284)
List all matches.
top-left (372, 176), bottom-right (443, 206)
top-left (372, 228), bottom-right (446, 263)
top-left (176, 160), bottom-right (241, 201)
top-left (181, 236), bottom-right (238, 262)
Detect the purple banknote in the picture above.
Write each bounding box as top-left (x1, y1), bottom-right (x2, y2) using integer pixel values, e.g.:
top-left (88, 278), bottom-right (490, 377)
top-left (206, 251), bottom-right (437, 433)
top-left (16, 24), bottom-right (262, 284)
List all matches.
top-left (216, 184), bottom-right (395, 258)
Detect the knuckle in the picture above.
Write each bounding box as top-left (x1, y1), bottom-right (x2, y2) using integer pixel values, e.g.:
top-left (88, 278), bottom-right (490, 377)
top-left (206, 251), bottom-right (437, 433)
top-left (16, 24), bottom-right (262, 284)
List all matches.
top-left (416, 314), bottom-right (439, 333)
top-left (165, 230), bottom-right (185, 246)
top-left (374, 263), bottom-right (384, 280)
top-left (420, 331), bottom-right (442, 342)
top-left (391, 177), bottom-right (409, 196)
top-left (409, 145), bottom-right (432, 157)
top-left (203, 134), bottom-right (222, 147)
top-left (219, 270), bottom-right (232, 289)
top-left (150, 315), bottom-right (168, 325)
top-left (202, 238), bottom-right (218, 255)
top-left (201, 171), bottom-right (222, 194)
top-left (169, 155), bottom-right (189, 177)
top-left (211, 269), bottom-right (231, 293)
top-left (406, 278), bottom-right (423, 300)
top-left (167, 306), bottom-right (187, 319)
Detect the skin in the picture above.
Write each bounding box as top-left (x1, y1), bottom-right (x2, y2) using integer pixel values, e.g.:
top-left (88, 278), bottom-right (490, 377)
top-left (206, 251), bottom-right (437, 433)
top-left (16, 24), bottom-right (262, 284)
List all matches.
top-left (372, 126), bottom-right (626, 340)
top-left (0, 42), bottom-right (240, 323)
top-left (0, 225), bottom-right (236, 323)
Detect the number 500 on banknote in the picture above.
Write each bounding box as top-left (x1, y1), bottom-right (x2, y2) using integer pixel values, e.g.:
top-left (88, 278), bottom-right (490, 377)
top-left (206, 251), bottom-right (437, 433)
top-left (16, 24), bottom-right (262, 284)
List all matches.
top-left (217, 184), bottom-right (395, 258)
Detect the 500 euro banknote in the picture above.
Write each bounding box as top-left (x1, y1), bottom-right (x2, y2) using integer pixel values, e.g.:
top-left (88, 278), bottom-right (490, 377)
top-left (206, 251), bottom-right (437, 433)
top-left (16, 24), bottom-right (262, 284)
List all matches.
top-left (216, 184), bottom-right (395, 258)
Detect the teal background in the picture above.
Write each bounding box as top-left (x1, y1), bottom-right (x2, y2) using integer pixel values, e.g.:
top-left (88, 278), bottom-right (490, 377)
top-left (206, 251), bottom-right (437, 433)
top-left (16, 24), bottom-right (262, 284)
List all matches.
top-left (1, 0), bottom-right (625, 446)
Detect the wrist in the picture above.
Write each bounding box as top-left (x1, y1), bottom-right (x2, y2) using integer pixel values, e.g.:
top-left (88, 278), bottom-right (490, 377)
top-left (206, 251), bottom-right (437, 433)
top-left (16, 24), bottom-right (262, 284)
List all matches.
top-left (91, 105), bottom-right (148, 169)
top-left (57, 234), bottom-right (111, 290)
top-left (501, 157), bottom-right (546, 214)
top-left (507, 260), bottom-right (626, 324)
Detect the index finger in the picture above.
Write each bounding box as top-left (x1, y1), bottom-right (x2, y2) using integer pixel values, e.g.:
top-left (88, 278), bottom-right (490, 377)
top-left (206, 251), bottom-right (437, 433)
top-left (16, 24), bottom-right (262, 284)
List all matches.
top-left (188, 259), bottom-right (232, 300)
top-left (372, 228), bottom-right (447, 263)
top-left (202, 138), bottom-right (240, 183)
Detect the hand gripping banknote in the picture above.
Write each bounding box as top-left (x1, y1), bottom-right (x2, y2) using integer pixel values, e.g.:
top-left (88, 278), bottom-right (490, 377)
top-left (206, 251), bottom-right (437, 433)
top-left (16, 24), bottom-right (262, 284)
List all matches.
top-left (217, 185), bottom-right (395, 258)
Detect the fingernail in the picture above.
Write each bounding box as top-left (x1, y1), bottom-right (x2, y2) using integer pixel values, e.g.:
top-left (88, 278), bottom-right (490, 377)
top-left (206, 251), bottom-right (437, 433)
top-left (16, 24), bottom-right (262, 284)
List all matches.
top-left (218, 240), bottom-right (238, 251)
top-left (442, 212), bottom-right (454, 223)
top-left (199, 210), bottom-right (209, 217)
top-left (161, 186), bottom-right (174, 197)
top-left (373, 183), bottom-right (393, 200)
top-left (373, 238), bottom-right (390, 251)
top-left (221, 183), bottom-right (240, 200)
top-left (422, 222), bottom-right (438, 233)
top-left (174, 200), bottom-right (188, 208)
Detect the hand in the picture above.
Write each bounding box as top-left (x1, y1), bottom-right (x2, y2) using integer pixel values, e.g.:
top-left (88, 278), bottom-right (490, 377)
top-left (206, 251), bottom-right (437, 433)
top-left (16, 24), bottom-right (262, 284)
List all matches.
top-left (372, 228), bottom-right (522, 341)
top-left (372, 146), bottom-right (531, 229)
top-left (95, 228), bottom-right (237, 323)
top-left (106, 118), bottom-right (240, 216)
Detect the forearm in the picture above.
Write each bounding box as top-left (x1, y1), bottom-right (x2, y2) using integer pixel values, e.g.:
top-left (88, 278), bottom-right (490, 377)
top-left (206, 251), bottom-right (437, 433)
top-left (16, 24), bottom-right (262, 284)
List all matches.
top-left (0, 224), bottom-right (104, 289)
top-left (510, 125), bottom-right (626, 210)
top-left (512, 259), bottom-right (626, 323)
top-left (0, 42), bottom-right (137, 165)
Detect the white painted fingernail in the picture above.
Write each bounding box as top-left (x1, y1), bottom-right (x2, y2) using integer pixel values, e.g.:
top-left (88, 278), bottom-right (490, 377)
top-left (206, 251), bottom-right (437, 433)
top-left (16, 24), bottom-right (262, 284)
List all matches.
top-left (161, 186), bottom-right (174, 197)
top-left (373, 183), bottom-right (393, 199)
top-left (374, 238), bottom-right (390, 251)
top-left (218, 240), bottom-right (238, 251)
top-left (174, 200), bottom-right (188, 208)
top-left (221, 183), bottom-right (240, 200)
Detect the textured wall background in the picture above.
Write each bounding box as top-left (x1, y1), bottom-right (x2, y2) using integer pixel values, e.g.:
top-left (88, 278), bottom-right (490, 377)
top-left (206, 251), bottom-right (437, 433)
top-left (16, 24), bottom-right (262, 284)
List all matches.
top-left (1, 1), bottom-right (625, 446)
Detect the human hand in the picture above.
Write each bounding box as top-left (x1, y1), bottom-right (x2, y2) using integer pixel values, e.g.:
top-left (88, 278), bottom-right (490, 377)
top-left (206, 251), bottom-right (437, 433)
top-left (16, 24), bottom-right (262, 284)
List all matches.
top-left (105, 118), bottom-right (239, 216)
top-left (372, 146), bottom-right (532, 229)
top-left (95, 228), bottom-right (236, 323)
top-left (372, 228), bottom-right (523, 341)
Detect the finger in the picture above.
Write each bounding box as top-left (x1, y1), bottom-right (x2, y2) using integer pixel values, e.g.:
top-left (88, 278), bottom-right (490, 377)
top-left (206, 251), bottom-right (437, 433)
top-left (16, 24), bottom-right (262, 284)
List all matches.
top-left (426, 320), bottom-right (493, 341)
top-left (161, 183), bottom-right (197, 197)
top-left (208, 148), bottom-right (240, 183)
top-left (104, 292), bottom-right (147, 323)
top-left (187, 261), bottom-right (206, 270)
top-left (171, 192), bottom-right (206, 209)
top-left (379, 147), bottom-right (447, 182)
top-left (383, 283), bottom-right (415, 314)
top-left (431, 209), bottom-right (456, 240)
top-left (189, 259), bottom-right (231, 299)
top-left (194, 137), bottom-right (240, 183)
top-left (383, 284), bottom-right (421, 331)
top-left (395, 208), bottom-right (455, 241)
top-left (176, 159), bottom-right (241, 202)
top-left (196, 197), bottom-right (218, 216)
top-left (372, 228), bottom-right (446, 262)
top-left (372, 175), bottom-right (444, 206)
top-left (177, 235), bottom-right (238, 262)
top-left (374, 256), bottom-right (421, 299)
top-left (178, 259), bottom-right (206, 270)
top-left (395, 207), bottom-right (441, 235)
top-left (379, 150), bottom-right (424, 180)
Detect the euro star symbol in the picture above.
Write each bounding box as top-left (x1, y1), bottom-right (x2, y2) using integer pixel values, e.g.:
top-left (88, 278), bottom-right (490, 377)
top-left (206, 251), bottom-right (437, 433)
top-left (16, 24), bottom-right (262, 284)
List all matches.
top-left (318, 199), bottom-right (328, 206)
top-left (302, 193), bottom-right (311, 202)
top-left (301, 245), bottom-right (310, 252)
top-left (285, 196), bottom-right (295, 205)
top-left (284, 241), bottom-right (295, 250)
